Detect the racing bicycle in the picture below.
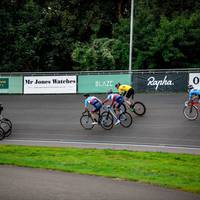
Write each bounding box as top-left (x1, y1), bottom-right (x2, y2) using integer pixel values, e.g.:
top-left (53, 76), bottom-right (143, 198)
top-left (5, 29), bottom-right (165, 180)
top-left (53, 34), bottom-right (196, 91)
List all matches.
top-left (119, 94), bottom-right (146, 116)
top-left (80, 107), bottom-right (113, 130)
top-left (183, 99), bottom-right (200, 120)
top-left (111, 105), bottom-right (133, 128)
top-left (0, 104), bottom-right (12, 138)
top-left (0, 126), bottom-right (5, 140)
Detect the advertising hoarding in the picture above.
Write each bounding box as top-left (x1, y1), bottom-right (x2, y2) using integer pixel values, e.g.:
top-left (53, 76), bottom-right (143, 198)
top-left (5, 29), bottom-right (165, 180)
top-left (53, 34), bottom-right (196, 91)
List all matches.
top-left (78, 74), bottom-right (131, 93)
top-left (0, 76), bottom-right (23, 94)
top-left (24, 76), bottom-right (76, 94)
top-left (189, 73), bottom-right (200, 90)
top-left (133, 72), bottom-right (188, 92)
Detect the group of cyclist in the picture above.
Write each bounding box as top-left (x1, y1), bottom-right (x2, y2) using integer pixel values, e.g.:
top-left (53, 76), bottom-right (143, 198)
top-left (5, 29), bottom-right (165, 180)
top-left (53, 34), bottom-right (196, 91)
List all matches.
top-left (83, 82), bottom-right (200, 126)
top-left (83, 83), bottom-right (135, 126)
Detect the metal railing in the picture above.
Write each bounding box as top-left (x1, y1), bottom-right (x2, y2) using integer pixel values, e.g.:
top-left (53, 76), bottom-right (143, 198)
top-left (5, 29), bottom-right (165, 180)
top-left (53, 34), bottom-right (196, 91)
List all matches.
top-left (0, 68), bottom-right (199, 76)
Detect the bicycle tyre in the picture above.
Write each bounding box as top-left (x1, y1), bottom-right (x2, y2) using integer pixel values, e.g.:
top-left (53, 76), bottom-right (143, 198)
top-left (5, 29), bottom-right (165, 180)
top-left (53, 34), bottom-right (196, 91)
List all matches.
top-left (113, 103), bottom-right (126, 114)
top-left (80, 114), bottom-right (94, 130)
top-left (132, 101), bottom-right (146, 116)
top-left (119, 112), bottom-right (133, 128)
top-left (0, 127), bottom-right (5, 140)
top-left (100, 111), bottom-right (113, 130)
top-left (120, 103), bottom-right (127, 113)
top-left (0, 118), bottom-right (12, 137)
top-left (183, 106), bottom-right (198, 120)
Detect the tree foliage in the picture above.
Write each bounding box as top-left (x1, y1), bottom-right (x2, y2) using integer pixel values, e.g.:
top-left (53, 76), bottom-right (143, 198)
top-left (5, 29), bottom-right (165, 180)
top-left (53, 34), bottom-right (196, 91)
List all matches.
top-left (0, 0), bottom-right (199, 72)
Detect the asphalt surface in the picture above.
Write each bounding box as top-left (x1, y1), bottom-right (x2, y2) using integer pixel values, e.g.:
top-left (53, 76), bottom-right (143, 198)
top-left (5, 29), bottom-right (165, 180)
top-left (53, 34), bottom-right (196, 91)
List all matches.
top-left (0, 166), bottom-right (199, 200)
top-left (0, 93), bottom-right (200, 149)
top-left (1, 94), bottom-right (200, 199)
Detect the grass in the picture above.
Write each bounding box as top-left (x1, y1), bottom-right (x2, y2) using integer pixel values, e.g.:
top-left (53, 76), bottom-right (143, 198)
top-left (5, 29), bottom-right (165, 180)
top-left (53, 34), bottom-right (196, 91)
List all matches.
top-left (0, 145), bottom-right (200, 193)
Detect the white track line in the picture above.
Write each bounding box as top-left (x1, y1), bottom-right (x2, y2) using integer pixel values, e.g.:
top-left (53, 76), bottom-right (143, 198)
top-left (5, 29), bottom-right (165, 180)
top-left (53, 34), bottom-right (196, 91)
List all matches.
top-left (2, 139), bottom-right (200, 154)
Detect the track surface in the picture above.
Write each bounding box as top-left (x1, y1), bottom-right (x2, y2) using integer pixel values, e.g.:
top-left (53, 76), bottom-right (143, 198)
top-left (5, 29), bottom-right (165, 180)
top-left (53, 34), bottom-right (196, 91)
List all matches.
top-left (1, 93), bottom-right (200, 148)
top-left (1, 94), bottom-right (200, 200)
top-left (0, 166), bottom-right (199, 200)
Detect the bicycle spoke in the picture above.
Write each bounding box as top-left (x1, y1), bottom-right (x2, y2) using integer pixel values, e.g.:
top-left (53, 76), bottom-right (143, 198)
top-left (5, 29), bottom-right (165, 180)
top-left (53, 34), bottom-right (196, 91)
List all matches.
top-left (183, 106), bottom-right (198, 120)
top-left (100, 111), bottom-right (113, 130)
top-left (80, 115), bottom-right (94, 130)
top-left (119, 112), bottom-right (133, 128)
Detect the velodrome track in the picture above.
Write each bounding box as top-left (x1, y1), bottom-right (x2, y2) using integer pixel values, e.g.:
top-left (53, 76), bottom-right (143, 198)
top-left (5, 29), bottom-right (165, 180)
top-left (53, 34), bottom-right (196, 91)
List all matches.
top-left (1, 93), bottom-right (200, 153)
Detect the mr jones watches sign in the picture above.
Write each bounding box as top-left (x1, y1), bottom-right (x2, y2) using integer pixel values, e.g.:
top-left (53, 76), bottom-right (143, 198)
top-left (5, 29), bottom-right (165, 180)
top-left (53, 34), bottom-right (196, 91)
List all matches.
top-left (24, 76), bottom-right (76, 94)
top-left (133, 72), bottom-right (187, 92)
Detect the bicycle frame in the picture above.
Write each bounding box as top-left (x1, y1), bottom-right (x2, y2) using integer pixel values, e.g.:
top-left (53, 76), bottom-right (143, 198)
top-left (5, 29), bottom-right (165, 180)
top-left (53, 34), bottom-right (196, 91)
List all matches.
top-left (82, 109), bottom-right (101, 122)
top-left (103, 105), bottom-right (118, 121)
top-left (185, 100), bottom-right (200, 112)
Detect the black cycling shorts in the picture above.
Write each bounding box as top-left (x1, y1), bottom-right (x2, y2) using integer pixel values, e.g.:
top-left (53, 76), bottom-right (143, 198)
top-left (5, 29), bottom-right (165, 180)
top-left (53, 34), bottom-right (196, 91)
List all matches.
top-left (126, 88), bottom-right (135, 99)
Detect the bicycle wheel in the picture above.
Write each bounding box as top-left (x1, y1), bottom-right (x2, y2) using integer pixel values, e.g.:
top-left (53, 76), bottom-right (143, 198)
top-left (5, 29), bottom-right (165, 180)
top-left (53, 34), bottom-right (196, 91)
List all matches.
top-left (0, 118), bottom-right (12, 137)
top-left (0, 127), bottom-right (5, 140)
top-left (120, 103), bottom-right (127, 113)
top-left (80, 114), bottom-right (94, 130)
top-left (113, 103), bottom-right (126, 114)
top-left (119, 112), bottom-right (133, 128)
top-left (100, 111), bottom-right (113, 130)
top-left (183, 106), bottom-right (198, 120)
top-left (132, 101), bottom-right (146, 116)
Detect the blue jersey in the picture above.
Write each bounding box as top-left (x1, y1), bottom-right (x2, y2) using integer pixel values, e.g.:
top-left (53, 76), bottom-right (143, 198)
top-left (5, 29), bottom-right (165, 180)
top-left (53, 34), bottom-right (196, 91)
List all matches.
top-left (189, 89), bottom-right (200, 99)
top-left (106, 93), bottom-right (123, 106)
top-left (84, 96), bottom-right (102, 108)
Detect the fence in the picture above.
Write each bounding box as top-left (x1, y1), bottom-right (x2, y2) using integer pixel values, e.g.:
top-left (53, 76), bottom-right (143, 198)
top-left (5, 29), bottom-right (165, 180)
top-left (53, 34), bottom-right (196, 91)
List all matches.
top-left (0, 69), bottom-right (200, 94)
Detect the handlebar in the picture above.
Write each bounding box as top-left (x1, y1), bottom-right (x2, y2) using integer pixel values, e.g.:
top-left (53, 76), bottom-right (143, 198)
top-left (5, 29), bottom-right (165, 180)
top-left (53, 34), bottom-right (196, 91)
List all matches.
top-left (102, 105), bottom-right (111, 111)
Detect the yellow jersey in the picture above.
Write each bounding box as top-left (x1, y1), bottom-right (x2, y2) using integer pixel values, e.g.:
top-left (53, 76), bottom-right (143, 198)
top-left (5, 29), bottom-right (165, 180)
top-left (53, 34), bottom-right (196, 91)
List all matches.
top-left (118, 85), bottom-right (132, 94)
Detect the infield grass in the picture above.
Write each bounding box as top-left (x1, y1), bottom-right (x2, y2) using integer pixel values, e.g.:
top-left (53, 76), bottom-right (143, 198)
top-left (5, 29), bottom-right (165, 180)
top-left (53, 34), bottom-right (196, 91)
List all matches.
top-left (0, 145), bottom-right (200, 193)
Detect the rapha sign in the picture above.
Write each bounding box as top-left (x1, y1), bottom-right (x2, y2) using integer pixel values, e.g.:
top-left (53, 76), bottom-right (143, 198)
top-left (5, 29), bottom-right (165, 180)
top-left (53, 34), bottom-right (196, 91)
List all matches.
top-left (147, 75), bottom-right (174, 90)
top-left (132, 72), bottom-right (187, 92)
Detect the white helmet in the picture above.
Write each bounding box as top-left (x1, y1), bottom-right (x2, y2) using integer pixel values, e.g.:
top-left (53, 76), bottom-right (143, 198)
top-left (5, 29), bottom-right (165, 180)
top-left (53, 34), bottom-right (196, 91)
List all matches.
top-left (107, 89), bottom-right (113, 95)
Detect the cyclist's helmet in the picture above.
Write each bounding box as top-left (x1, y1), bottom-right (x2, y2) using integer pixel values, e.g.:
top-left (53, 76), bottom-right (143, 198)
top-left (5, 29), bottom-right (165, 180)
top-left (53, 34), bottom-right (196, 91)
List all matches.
top-left (107, 89), bottom-right (113, 95)
top-left (83, 93), bottom-right (90, 98)
top-left (188, 85), bottom-right (194, 90)
top-left (115, 82), bottom-right (121, 88)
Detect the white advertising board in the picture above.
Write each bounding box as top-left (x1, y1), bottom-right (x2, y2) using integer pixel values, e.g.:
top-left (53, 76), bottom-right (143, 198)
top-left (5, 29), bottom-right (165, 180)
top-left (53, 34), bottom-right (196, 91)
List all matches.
top-left (24, 76), bottom-right (76, 94)
top-left (189, 73), bottom-right (200, 90)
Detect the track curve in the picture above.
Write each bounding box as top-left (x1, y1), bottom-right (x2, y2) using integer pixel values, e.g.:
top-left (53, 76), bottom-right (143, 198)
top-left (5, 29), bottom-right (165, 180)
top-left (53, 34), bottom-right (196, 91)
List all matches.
top-left (1, 93), bottom-right (200, 151)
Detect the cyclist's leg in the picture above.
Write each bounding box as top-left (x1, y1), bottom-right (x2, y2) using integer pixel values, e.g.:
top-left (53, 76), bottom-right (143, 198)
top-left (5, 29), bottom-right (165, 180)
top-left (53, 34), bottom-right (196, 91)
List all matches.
top-left (91, 103), bottom-right (102, 123)
top-left (122, 91), bottom-right (130, 106)
top-left (116, 96), bottom-right (124, 115)
top-left (126, 88), bottom-right (134, 106)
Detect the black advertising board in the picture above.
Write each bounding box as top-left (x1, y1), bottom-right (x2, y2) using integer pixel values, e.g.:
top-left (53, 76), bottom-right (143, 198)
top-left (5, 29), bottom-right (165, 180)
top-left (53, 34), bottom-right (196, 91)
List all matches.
top-left (132, 72), bottom-right (188, 92)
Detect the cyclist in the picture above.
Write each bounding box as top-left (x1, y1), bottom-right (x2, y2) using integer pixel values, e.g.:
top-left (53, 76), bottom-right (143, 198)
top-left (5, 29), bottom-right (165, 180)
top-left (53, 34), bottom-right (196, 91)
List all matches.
top-left (102, 89), bottom-right (122, 125)
top-left (188, 85), bottom-right (200, 102)
top-left (83, 93), bottom-right (102, 125)
top-left (115, 83), bottom-right (134, 108)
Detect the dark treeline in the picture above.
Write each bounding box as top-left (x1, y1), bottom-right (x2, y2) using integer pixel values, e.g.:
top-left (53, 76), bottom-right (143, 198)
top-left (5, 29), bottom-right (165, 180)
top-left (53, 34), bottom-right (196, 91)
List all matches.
top-left (0, 0), bottom-right (199, 72)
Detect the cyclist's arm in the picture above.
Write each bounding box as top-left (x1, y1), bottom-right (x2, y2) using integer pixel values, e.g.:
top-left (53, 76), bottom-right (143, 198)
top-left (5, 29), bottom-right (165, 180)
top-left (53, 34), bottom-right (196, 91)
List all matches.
top-left (102, 99), bottom-right (109, 104)
top-left (96, 97), bottom-right (102, 104)
top-left (117, 88), bottom-right (124, 95)
top-left (84, 100), bottom-right (89, 112)
top-left (121, 91), bottom-right (127, 96)
top-left (111, 98), bottom-right (116, 107)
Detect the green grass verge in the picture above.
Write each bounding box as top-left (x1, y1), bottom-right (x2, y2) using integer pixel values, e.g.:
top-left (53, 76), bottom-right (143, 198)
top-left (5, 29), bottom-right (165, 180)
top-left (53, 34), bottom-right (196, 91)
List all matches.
top-left (0, 145), bottom-right (200, 193)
